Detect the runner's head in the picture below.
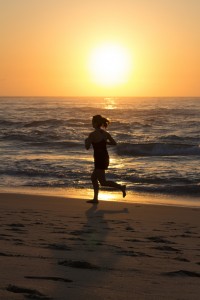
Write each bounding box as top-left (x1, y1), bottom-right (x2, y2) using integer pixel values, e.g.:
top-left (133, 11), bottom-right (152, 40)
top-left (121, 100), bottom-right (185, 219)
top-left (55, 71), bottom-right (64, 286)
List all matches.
top-left (92, 115), bottom-right (110, 129)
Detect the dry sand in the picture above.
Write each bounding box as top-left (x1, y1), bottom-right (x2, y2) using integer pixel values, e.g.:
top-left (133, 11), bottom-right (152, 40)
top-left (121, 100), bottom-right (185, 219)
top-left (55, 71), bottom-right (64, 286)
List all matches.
top-left (0, 192), bottom-right (199, 300)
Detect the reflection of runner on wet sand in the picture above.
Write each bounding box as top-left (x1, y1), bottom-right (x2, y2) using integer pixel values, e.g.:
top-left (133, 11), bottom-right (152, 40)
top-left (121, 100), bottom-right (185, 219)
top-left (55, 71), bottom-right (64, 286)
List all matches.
top-left (85, 204), bottom-right (129, 254)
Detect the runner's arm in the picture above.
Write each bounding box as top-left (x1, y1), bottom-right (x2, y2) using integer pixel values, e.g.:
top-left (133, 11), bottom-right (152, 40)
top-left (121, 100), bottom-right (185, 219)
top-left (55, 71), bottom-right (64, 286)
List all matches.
top-left (106, 132), bottom-right (117, 146)
top-left (85, 133), bottom-right (92, 150)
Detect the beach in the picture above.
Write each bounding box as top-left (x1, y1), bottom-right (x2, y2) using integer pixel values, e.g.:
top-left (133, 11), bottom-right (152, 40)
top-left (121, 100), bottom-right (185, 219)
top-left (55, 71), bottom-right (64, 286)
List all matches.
top-left (1, 0), bottom-right (200, 297)
top-left (0, 191), bottom-right (199, 299)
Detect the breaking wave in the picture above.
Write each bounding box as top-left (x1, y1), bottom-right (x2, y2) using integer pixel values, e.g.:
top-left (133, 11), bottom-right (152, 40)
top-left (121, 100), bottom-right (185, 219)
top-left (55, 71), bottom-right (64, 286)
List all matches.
top-left (117, 143), bottom-right (200, 156)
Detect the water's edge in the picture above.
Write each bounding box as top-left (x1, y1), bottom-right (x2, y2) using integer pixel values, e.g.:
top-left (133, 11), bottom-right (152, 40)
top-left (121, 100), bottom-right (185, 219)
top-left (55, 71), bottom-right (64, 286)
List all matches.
top-left (1, 187), bottom-right (199, 209)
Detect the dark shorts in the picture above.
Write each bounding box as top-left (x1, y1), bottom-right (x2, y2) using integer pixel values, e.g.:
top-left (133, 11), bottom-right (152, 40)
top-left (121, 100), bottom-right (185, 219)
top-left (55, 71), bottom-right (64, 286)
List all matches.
top-left (94, 156), bottom-right (109, 170)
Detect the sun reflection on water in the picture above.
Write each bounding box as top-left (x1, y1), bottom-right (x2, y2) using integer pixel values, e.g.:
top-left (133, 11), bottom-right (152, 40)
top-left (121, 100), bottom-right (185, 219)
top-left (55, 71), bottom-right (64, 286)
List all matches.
top-left (104, 97), bottom-right (117, 110)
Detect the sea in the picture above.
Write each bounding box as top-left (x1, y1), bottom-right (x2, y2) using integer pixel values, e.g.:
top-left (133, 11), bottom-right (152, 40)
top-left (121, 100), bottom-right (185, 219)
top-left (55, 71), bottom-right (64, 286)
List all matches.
top-left (0, 97), bottom-right (200, 206)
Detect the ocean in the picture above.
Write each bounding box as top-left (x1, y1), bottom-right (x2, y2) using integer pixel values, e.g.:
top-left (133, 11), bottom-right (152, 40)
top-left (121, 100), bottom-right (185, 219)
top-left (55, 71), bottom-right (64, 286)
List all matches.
top-left (0, 97), bottom-right (200, 205)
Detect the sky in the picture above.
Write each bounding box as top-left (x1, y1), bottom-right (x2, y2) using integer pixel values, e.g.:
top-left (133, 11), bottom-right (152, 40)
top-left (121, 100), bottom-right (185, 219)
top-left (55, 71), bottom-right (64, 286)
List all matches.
top-left (0, 0), bottom-right (200, 97)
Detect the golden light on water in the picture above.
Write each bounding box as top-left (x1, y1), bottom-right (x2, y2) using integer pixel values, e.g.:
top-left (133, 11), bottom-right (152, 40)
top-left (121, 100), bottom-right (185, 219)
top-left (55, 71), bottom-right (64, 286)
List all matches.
top-left (104, 97), bottom-right (117, 110)
top-left (89, 43), bottom-right (132, 87)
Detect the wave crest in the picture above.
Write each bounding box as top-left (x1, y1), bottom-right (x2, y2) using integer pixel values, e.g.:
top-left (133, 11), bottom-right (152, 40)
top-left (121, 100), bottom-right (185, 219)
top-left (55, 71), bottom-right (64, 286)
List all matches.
top-left (117, 143), bottom-right (200, 156)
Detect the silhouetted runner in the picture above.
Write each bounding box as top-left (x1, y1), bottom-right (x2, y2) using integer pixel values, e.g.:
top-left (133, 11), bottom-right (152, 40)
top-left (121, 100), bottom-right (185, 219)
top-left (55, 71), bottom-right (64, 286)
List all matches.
top-left (85, 115), bottom-right (126, 204)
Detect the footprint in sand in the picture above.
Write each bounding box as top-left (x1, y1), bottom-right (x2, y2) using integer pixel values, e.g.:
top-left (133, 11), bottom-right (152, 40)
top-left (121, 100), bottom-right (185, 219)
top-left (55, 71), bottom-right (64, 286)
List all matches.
top-left (147, 236), bottom-right (175, 244)
top-left (174, 257), bottom-right (190, 262)
top-left (5, 284), bottom-right (52, 299)
top-left (163, 270), bottom-right (200, 278)
top-left (42, 243), bottom-right (71, 251)
top-left (154, 245), bottom-right (181, 253)
top-left (25, 276), bottom-right (73, 283)
top-left (58, 259), bottom-right (100, 270)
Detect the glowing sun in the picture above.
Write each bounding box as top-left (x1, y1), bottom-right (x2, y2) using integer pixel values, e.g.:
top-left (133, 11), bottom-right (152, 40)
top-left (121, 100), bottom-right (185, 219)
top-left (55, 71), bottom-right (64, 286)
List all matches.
top-left (89, 43), bottom-right (131, 86)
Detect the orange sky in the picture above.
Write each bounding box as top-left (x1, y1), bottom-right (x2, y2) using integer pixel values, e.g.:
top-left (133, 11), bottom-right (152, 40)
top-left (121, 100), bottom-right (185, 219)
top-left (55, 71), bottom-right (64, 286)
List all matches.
top-left (0, 0), bottom-right (200, 97)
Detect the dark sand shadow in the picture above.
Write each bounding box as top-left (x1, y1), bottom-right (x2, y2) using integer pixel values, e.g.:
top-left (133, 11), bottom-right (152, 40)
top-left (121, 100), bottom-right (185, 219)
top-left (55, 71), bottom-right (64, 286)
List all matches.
top-left (59, 204), bottom-right (129, 271)
top-left (84, 204), bottom-right (129, 253)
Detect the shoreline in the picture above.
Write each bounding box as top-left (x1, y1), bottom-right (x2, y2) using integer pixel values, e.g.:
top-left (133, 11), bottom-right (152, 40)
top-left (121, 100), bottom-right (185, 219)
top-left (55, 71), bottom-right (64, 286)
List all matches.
top-left (0, 186), bottom-right (200, 208)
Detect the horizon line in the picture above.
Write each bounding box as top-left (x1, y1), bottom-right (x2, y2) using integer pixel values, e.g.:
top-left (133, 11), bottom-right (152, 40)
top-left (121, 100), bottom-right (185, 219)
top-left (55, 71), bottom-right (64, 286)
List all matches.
top-left (0, 95), bottom-right (200, 98)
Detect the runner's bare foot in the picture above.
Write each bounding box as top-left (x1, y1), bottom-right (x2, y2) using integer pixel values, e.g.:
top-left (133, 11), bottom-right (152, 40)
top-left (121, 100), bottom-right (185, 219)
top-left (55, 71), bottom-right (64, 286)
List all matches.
top-left (87, 200), bottom-right (99, 204)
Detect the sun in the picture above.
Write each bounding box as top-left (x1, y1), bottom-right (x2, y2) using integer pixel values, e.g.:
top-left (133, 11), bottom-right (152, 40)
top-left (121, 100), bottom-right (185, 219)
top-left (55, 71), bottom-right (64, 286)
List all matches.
top-left (89, 43), bottom-right (131, 86)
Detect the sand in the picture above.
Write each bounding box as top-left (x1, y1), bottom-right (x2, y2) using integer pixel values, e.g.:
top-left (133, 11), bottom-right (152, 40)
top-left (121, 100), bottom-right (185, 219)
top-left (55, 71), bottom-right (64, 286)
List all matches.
top-left (0, 191), bottom-right (199, 300)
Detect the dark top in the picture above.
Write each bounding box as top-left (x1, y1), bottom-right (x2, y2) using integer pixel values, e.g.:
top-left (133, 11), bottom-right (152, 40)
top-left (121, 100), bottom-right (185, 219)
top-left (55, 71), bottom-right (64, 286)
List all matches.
top-left (92, 139), bottom-right (109, 170)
